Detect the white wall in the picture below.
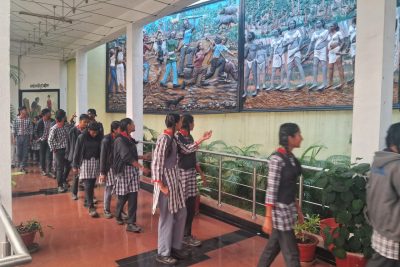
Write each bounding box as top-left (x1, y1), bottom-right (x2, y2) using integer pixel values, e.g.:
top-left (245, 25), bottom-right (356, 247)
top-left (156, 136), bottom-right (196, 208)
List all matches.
top-left (11, 56), bottom-right (67, 110)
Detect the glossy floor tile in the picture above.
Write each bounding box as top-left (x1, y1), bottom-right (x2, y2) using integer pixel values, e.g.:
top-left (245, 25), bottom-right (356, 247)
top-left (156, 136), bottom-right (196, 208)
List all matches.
top-left (12, 165), bottom-right (333, 267)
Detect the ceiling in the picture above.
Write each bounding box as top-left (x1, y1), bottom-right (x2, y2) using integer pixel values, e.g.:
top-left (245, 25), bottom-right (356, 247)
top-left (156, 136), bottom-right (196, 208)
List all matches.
top-left (10, 0), bottom-right (199, 61)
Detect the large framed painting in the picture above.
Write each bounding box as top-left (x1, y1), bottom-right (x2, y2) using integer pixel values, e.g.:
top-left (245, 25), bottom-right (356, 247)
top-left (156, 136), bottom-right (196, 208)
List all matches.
top-left (143, 0), bottom-right (240, 113)
top-left (241, 0), bottom-right (400, 111)
top-left (106, 35), bottom-right (127, 113)
top-left (19, 89), bottom-right (60, 119)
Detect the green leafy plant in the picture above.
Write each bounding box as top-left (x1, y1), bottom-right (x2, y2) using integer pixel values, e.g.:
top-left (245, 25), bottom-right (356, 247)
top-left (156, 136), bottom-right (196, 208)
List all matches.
top-left (295, 214), bottom-right (320, 243)
top-left (315, 163), bottom-right (373, 259)
top-left (16, 220), bottom-right (44, 237)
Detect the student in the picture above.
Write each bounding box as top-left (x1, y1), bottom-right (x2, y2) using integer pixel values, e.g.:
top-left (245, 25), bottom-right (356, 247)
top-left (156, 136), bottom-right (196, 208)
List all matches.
top-left (67, 114), bottom-right (90, 200)
top-left (72, 122), bottom-right (102, 217)
top-left (366, 123), bottom-right (400, 267)
top-left (30, 116), bottom-right (41, 164)
top-left (87, 108), bottom-right (104, 139)
top-left (36, 108), bottom-right (54, 176)
top-left (48, 109), bottom-right (71, 193)
top-left (152, 113), bottom-right (212, 265)
top-left (176, 114), bottom-right (207, 247)
top-left (258, 123), bottom-right (304, 267)
top-left (112, 118), bottom-right (149, 232)
top-left (12, 106), bottom-right (33, 173)
top-left (99, 121), bottom-right (121, 219)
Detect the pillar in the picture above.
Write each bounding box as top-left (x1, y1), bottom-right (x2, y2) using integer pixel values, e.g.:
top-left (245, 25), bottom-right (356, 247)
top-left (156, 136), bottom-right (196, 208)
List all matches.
top-left (75, 50), bottom-right (88, 116)
top-left (351, 0), bottom-right (396, 162)
top-left (126, 23), bottom-right (144, 155)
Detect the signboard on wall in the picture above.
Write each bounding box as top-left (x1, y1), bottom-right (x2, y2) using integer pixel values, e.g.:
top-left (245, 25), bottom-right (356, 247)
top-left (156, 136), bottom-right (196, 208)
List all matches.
top-left (241, 0), bottom-right (400, 111)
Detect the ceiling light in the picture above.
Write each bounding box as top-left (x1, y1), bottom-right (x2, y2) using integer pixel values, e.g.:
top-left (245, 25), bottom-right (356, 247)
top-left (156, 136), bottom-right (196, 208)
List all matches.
top-left (19, 11), bottom-right (73, 24)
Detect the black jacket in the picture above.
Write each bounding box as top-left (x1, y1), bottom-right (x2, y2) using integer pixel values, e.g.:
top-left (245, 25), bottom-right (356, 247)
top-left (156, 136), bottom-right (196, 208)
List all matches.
top-left (72, 130), bottom-right (102, 168)
top-left (66, 127), bottom-right (82, 162)
top-left (275, 151), bottom-right (302, 205)
top-left (176, 132), bottom-right (197, 170)
top-left (100, 134), bottom-right (115, 175)
top-left (35, 118), bottom-right (54, 140)
top-left (112, 135), bottom-right (138, 174)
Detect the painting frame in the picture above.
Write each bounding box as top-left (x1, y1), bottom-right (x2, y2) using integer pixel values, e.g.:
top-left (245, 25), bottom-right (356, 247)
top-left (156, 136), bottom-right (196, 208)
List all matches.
top-left (19, 89), bottom-right (60, 119)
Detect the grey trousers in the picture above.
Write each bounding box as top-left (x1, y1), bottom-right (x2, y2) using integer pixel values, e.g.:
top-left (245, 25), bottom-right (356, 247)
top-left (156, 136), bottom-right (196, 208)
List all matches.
top-left (157, 193), bottom-right (187, 257)
top-left (16, 135), bottom-right (30, 168)
top-left (367, 251), bottom-right (400, 267)
top-left (103, 185), bottom-right (113, 212)
top-left (257, 228), bottom-right (300, 267)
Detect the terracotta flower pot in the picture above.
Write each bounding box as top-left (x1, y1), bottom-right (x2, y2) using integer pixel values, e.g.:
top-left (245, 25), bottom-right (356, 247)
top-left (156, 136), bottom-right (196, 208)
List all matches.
top-left (20, 231), bottom-right (37, 247)
top-left (335, 252), bottom-right (367, 267)
top-left (297, 234), bottom-right (319, 263)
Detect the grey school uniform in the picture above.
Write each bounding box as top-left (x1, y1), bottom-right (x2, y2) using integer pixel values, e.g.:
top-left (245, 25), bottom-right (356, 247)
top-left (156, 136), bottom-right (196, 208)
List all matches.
top-left (151, 133), bottom-right (199, 256)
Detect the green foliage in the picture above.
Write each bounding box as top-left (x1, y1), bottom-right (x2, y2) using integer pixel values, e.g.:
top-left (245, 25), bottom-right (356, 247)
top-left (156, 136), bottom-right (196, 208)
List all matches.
top-left (10, 64), bottom-right (23, 86)
top-left (316, 163), bottom-right (372, 259)
top-left (294, 214), bottom-right (320, 243)
top-left (16, 220), bottom-right (44, 237)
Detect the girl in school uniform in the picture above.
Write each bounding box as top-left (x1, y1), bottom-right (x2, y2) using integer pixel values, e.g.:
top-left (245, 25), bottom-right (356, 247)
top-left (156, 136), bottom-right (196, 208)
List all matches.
top-left (176, 114), bottom-right (207, 247)
top-left (72, 122), bottom-right (102, 218)
top-left (113, 118), bottom-right (149, 232)
top-left (151, 113), bottom-right (212, 265)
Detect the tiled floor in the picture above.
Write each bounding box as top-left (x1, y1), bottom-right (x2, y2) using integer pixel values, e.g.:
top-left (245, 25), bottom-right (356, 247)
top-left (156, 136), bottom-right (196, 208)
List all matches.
top-left (12, 165), bottom-right (333, 267)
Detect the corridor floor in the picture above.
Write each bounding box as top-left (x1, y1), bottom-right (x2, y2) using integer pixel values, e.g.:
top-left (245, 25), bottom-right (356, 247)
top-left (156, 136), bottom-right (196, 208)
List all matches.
top-left (12, 166), bottom-right (333, 267)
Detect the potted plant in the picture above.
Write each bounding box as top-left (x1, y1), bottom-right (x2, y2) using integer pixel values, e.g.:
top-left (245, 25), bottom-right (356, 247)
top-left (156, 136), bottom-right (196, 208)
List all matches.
top-left (316, 163), bottom-right (373, 267)
top-left (16, 219), bottom-right (44, 248)
top-left (295, 214), bottom-right (320, 264)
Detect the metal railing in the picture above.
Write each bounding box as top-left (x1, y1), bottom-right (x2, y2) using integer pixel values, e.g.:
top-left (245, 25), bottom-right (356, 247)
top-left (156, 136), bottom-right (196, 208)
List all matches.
top-left (0, 201), bottom-right (32, 266)
top-left (142, 141), bottom-right (325, 219)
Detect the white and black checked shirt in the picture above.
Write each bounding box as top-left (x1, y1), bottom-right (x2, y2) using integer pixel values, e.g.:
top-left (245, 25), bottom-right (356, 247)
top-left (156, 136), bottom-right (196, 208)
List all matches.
top-left (48, 124), bottom-right (69, 151)
top-left (79, 158), bottom-right (100, 180)
top-left (40, 119), bottom-right (53, 141)
top-left (151, 133), bottom-right (199, 214)
top-left (372, 230), bottom-right (400, 260)
top-left (265, 154), bottom-right (297, 231)
top-left (114, 165), bottom-right (139, 195)
top-left (179, 169), bottom-right (198, 199)
top-left (12, 117), bottom-right (33, 136)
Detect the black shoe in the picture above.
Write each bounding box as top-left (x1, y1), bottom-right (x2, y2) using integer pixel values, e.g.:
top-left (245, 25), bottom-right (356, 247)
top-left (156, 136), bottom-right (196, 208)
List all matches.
top-left (89, 207), bottom-right (98, 218)
top-left (126, 223), bottom-right (142, 233)
top-left (104, 210), bottom-right (113, 219)
top-left (172, 84), bottom-right (180, 88)
top-left (116, 217), bottom-right (124, 225)
top-left (71, 193), bottom-right (78, 200)
top-left (171, 248), bottom-right (190, 260)
top-left (156, 255), bottom-right (177, 265)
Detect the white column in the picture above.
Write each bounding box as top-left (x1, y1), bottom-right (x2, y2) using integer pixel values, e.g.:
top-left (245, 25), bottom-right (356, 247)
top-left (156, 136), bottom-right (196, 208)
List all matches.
top-left (351, 0), bottom-right (396, 163)
top-left (126, 23), bottom-right (144, 155)
top-left (59, 61), bottom-right (68, 111)
top-left (75, 50), bottom-right (88, 116)
top-left (0, 0), bottom-right (11, 255)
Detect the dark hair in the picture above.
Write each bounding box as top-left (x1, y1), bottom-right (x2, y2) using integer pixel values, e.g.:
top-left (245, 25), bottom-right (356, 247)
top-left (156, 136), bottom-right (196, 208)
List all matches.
top-left (87, 108), bottom-right (97, 116)
top-left (330, 22), bottom-right (339, 31)
top-left (110, 121), bottom-right (120, 134)
top-left (120, 118), bottom-right (133, 132)
top-left (87, 121), bottom-right (100, 131)
top-left (279, 123), bottom-right (300, 151)
top-left (165, 113), bottom-right (181, 157)
top-left (386, 123), bottom-right (400, 152)
top-left (79, 114), bottom-right (90, 121)
top-left (55, 109), bottom-right (66, 122)
top-left (316, 19), bottom-right (325, 28)
top-left (181, 114), bottom-right (194, 133)
top-left (247, 32), bottom-right (256, 42)
top-left (18, 106), bottom-right (27, 113)
top-left (41, 108), bottom-right (51, 116)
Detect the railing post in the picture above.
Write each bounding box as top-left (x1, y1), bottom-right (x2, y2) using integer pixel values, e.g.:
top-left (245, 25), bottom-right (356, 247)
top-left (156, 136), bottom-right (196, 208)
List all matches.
top-left (218, 155), bottom-right (222, 207)
top-left (252, 165), bottom-right (257, 219)
top-left (299, 174), bottom-right (304, 209)
top-left (0, 240), bottom-right (10, 258)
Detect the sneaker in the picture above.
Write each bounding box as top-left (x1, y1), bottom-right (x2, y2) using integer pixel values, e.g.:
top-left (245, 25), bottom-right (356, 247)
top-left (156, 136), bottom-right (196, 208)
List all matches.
top-left (41, 171), bottom-right (47, 176)
top-left (156, 255), bottom-right (177, 265)
top-left (71, 193), bottom-right (78, 200)
top-left (121, 211), bottom-right (128, 220)
top-left (89, 208), bottom-right (98, 218)
top-left (57, 186), bottom-right (66, 193)
top-left (104, 210), bottom-right (113, 219)
top-left (183, 236), bottom-right (202, 247)
top-left (171, 248), bottom-right (190, 260)
top-left (116, 217), bottom-right (124, 225)
top-left (20, 168), bottom-right (28, 174)
top-left (47, 172), bottom-right (55, 178)
top-left (126, 223), bottom-right (142, 233)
